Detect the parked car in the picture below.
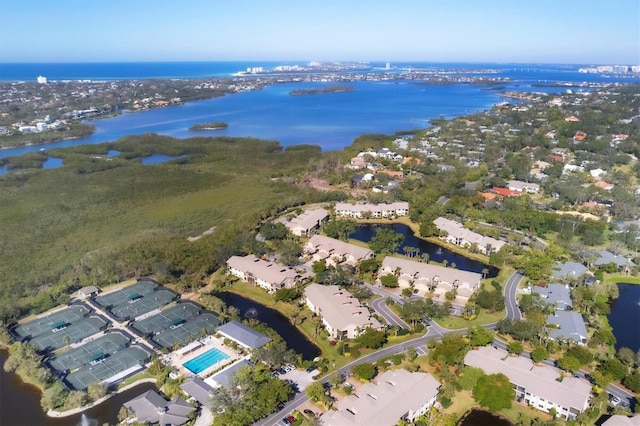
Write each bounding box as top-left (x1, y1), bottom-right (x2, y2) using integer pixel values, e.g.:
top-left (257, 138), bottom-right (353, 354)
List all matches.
top-left (282, 415), bottom-right (296, 425)
top-left (609, 394), bottom-right (622, 406)
top-left (306, 365), bottom-right (317, 373)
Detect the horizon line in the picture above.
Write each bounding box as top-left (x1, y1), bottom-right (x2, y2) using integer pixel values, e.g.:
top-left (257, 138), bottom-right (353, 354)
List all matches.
top-left (1, 60), bottom-right (637, 66)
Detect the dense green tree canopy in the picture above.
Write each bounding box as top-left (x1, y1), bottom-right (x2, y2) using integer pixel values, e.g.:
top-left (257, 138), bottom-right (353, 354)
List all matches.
top-left (473, 373), bottom-right (515, 412)
top-left (352, 363), bottom-right (377, 381)
top-left (369, 228), bottom-right (404, 254)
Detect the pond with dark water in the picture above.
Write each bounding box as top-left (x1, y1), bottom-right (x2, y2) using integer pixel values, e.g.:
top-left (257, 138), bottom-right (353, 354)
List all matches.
top-left (350, 223), bottom-right (498, 277)
top-left (217, 291), bottom-right (321, 360)
top-left (457, 409), bottom-right (514, 426)
top-left (0, 349), bottom-right (157, 426)
top-left (608, 283), bottom-right (640, 352)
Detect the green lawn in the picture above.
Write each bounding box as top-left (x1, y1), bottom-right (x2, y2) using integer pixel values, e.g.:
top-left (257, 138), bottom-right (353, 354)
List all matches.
top-left (434, 309), bottom-right (505, 330)
top-left (603, 274), bottom-right (640, 285)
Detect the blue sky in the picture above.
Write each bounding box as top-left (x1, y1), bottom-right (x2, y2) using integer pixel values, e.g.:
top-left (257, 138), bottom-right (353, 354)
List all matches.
top-left (1, 0), bottom-right (638, 64)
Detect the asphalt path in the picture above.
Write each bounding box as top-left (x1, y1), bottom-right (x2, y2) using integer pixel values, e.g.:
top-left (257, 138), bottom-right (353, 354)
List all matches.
top-left (365, 283), bottom-right (410, 329)
top-left (504, 271), bottom-right (524, 320)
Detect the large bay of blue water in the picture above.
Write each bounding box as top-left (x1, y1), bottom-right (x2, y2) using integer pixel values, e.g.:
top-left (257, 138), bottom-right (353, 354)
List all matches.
top-left (2, 62), bottom-right (638, 161)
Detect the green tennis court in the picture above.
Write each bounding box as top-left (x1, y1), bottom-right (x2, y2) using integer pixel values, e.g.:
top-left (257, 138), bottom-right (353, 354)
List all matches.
top-left (152, 313), bottom-right (221, 349)
top-left (48, 331), bottom-right (130, 372)
top-left (64, 345), bottom-right (150, 390)
top-left (93, 280), bottom-right (178, 321)
top-left (30, 316), bottom-right (108, 353)
top-left (12, 305), bottom-right (90, 341)
top-left (131, 301), bottom-right (202, 336)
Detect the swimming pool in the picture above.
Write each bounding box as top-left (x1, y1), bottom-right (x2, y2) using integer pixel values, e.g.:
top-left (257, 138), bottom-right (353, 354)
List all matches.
top-left (183, 348), bottom-right (230, 374)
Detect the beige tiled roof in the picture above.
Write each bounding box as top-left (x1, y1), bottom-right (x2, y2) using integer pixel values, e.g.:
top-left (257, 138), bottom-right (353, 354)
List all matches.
top-left (320, 369), bottom-right (440, 425)
top-left (304, 284), bottom-right (381, 334)
top-left (464, 347), bottom-right (591, 412)
top-left (226, 255), bottom-right (299, 285)
top-left (379, 256), bottom-right (481, 288)
top-left (306, 235), bottom-right (373, 261)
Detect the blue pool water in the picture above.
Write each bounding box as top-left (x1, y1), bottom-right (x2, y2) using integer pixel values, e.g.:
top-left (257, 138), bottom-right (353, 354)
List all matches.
top-left (183, 348), bottom-right (230, 374)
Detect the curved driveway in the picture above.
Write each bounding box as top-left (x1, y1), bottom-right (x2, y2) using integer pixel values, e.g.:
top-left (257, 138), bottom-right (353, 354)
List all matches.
top-left (365, 283), bottom-right (410, 329)
top-left (504, 271), bottom-right (524, 320)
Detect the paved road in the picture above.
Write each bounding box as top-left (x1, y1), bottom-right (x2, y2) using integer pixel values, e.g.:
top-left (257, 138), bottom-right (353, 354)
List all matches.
top-left (256, 320), bottom-right (463, 426)
top-left (504, 271), bottom-right (524, 320)
top-left (364, 283), bottom-right (410, 329)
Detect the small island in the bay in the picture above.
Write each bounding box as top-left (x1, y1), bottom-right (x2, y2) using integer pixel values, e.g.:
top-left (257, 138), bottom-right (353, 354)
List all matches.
top-left (289, 85), bottom-right (355, 95)
top-left (189, 121), bottom-right (228, 131)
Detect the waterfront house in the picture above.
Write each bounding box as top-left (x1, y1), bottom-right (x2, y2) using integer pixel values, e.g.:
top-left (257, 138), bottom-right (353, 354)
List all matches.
top-left (594, 250), bottom-right (635, 272)
top-left (334, 202), bottom-right (409, 219)
top-left (226, 255), bottom-right (303, 293)
top-left (304, 234), bottom-right (374, 267)
top-left (304, 283), bottom-right (382, 340)
top-left (464, 347), bottom-right (591, 421)
top-left (378, 256), bottom-right (482, 302)
top-left (123, 390), bottom-right (194, 426)
top-left (216, 320), bottom-right (271, 350)
top-left (320, 369), bottom-right (441, 425)
top-left (433, 217), bottom-right (505, 255)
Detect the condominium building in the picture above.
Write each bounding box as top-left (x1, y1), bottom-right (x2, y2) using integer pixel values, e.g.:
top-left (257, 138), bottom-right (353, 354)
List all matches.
top-left (226, 255), bottom-right (303, 293)
top-left (304, 284), bottom-right (382, 340)
top-left (378, 256), bottom-right (482, 301)
top-left (320, 369), bottom-right (440, 425)
top-left (464, 347), bottom-right (591, 420)
top-left (304, 235), bottom-right (374, 267)
top-left (334, 202), bottom-right (409, 219)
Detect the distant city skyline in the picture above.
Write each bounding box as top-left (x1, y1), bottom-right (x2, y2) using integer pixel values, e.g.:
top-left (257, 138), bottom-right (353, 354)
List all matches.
top-left (1, 0), bottom-right (639, 64)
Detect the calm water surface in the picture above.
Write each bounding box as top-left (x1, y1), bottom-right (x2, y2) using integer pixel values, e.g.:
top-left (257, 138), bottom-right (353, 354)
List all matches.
top-left (0, 80), bottom-right (502, 159)
top-left (458, 409), bottom-right (514, 426)
top-left (0, 349), bottom-right (157, 426)
top-left (217, 291), bottom-right (321, 360)
top-left (350, 223), bottom-right (498, 277)
top-left (608, 283), bottom-right (640, 352)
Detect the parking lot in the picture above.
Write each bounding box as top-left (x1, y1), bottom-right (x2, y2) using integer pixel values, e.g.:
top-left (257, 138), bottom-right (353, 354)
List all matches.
top-left (271, 365), bottom-right (316, 392)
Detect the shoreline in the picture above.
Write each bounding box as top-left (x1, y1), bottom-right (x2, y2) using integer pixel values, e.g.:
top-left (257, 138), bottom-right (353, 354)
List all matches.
top-left (46, 377), bottom-right (158, 418)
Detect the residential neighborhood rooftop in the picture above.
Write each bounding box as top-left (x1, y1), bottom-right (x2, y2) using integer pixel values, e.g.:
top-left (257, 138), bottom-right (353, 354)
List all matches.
top-left (304, 284), bottom-right (382, 338)
top-left (532, 284), bottom-right (573, 310)
top-left (216, 320), bottom-right (271, 350)
top-left (464, 347), bottom-right (591, 415)
top-left (552, 262), bottom-right (588, 279)
top-left (320, 369), bottom-right (441, 426)
top-left (546, 311), bottom-right (588, 345)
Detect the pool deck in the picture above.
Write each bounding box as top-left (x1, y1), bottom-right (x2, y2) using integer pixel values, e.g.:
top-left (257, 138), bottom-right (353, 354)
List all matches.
top-left (163, 335), bottom-right (240, 378)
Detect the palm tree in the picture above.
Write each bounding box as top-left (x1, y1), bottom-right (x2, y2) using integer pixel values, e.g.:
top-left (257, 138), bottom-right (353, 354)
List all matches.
top-left (421, 253), bottom-right (430, 263)
top-left (482, 268), bottom-right (489, 279)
